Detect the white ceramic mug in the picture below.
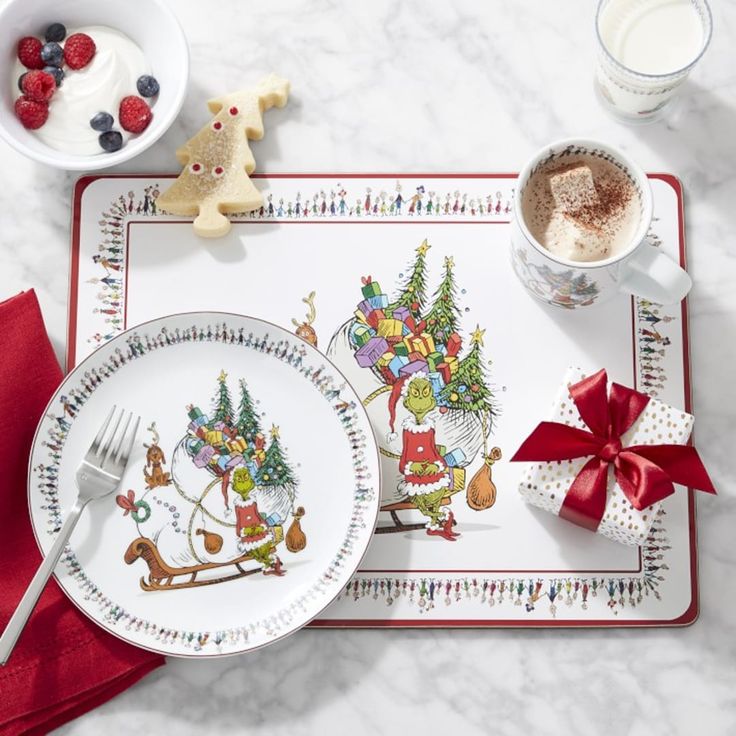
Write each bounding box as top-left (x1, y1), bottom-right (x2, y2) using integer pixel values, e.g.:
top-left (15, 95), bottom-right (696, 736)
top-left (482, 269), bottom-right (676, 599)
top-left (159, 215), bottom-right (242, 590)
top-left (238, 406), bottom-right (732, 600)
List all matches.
top-left (510, 138), bottom-right (692, 309)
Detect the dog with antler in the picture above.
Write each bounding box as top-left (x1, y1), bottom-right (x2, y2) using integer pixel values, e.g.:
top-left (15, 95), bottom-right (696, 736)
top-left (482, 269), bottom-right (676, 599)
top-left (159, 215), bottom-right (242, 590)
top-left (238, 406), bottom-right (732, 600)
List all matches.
top-left (292, 291), bottom-right (318, 347)
top-left (143, 422), bottom-right (171, 489)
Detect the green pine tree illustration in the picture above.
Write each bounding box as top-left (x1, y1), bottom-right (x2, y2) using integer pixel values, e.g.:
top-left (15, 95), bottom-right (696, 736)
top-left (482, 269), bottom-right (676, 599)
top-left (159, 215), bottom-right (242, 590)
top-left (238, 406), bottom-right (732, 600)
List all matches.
top-left (440, 326), bottom-right (495, 419)
top-left (236, 378), bottom-right (261, 443)
top-left (256, 425), bottom-right (297, 487)
top-left (424, 255), bottom-right (461, 344)
top-left (212, 369), bottom-right (234, 424)
top-left (388, 239), bottom-right (431, 317)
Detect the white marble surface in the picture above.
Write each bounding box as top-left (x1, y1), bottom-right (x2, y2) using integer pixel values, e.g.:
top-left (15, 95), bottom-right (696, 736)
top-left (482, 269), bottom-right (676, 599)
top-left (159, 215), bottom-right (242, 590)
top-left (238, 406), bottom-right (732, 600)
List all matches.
top-left (1, 1), bottom-right (735, 734)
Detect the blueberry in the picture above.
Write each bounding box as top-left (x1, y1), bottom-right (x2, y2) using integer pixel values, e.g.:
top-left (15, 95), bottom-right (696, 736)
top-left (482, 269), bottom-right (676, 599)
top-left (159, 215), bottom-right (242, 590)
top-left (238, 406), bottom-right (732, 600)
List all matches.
top-left (40, 41), bottom-right (63, 67)
top-left (99, 130), bottom-right (123, 153)
top-left (90, 112), bottom-right (114, 132)
top-left (136, 75), bottom-right (160, 98)
top-left (44, 65), bottom-right (64, 87)
top-left (44, 23), bottom-right (66, 43)
top-left (17, 72), bottom-right (27, 92)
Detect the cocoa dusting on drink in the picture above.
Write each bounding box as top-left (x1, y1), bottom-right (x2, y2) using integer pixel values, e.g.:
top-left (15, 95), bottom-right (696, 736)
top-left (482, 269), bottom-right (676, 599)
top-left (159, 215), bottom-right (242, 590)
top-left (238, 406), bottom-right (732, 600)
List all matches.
top-left (521, 154), bottom-right (639, 263)
top-left (565, 176), bottom-right (632, 232)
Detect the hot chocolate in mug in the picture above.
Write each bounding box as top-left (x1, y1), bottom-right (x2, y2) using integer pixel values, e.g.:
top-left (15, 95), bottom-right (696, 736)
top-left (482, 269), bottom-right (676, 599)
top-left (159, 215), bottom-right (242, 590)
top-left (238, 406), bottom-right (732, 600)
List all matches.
top-left (510, 138), bottom-right (691, 309)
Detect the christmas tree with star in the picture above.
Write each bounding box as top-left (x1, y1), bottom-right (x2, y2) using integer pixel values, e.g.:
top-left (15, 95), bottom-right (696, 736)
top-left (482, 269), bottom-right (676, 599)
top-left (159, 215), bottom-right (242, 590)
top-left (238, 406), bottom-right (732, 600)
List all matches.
top-left (424, 255), bottom-right (461, 344)
top-left (387, 239), bottom-right (430, 317)
top-left (155, 75), bottom-right (290, 238)
top-left (212, 369), bottom-right (234, 423)
top-left (236, 378), bottom-right (261, 443)
top-left (441, 326), bottom-right (495, 414)
top-left (257, 425), bottom-right (297, 487)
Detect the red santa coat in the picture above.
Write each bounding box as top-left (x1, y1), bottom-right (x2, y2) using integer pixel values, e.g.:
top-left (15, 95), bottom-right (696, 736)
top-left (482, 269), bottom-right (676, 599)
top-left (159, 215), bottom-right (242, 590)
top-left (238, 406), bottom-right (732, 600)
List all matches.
top-left (399, 416), bottom-right (450, 496)
top-left (234, 497), bottom-right (273, 551)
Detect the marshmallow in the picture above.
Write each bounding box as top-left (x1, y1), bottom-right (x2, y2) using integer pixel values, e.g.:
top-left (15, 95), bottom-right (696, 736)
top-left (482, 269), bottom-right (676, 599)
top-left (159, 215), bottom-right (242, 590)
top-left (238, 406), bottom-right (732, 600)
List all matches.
top-left (549, 165), bottom-right (599, 212)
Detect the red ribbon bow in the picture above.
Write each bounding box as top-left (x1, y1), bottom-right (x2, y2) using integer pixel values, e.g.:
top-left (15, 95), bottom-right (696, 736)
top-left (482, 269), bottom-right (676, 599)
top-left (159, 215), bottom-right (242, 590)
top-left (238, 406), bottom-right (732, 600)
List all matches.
top-left (511, 369), bottom-right (715, 532)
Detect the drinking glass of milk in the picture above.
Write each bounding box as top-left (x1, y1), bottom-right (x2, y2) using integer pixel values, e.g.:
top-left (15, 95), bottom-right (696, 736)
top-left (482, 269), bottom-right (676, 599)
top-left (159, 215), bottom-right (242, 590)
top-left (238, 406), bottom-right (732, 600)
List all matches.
top-left (595, 0), bottom-right (712, 122)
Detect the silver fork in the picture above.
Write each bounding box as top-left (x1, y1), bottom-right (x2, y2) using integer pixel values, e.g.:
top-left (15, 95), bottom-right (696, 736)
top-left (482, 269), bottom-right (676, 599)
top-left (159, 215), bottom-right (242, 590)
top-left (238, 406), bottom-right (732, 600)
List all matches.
top-left (0, 407), bottom-right (139, 666)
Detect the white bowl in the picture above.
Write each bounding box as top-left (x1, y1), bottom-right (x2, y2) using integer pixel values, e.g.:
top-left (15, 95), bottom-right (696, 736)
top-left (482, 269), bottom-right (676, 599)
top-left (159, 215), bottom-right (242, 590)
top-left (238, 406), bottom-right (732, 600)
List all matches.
top-left (0, 0), bottom-right (188, 170)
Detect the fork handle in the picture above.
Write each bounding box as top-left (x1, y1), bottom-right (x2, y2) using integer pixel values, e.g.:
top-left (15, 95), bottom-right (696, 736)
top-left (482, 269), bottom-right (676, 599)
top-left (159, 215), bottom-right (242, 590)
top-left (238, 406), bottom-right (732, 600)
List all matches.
top-left (0, 500), bottom-right (86, 666)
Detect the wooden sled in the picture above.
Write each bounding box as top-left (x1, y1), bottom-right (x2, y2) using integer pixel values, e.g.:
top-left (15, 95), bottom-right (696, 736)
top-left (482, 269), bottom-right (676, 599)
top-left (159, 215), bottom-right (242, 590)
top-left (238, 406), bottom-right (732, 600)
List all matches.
top-left (125, 527), bottom-right (284, 591)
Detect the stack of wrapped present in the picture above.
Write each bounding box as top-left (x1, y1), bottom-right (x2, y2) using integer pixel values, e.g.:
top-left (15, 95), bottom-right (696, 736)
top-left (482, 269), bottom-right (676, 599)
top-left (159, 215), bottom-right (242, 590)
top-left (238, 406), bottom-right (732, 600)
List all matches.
top-left (349, 277), bottom-right (462, 400)
top-left (184, 405), bottom-right (265, 480)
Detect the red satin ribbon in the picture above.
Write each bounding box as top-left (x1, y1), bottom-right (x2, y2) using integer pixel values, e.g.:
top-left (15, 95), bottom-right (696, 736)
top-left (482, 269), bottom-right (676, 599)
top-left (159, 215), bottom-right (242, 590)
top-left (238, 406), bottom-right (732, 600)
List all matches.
top-left (511, 369), bottom-right (716, 532)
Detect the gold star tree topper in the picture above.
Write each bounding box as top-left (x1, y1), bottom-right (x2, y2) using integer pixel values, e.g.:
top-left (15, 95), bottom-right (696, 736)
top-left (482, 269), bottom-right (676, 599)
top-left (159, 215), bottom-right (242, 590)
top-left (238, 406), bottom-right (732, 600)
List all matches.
top-left (270, 424), bottom-right (280, 440)
top-left (471, 325), bottom-right (486, 347)
top-left (416, 239), bottom-right (431, 256)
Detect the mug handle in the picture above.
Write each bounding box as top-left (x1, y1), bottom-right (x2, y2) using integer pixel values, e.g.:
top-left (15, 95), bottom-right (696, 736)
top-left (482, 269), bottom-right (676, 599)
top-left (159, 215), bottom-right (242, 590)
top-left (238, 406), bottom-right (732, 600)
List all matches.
top-left (618, 244), bottom-right (692, 304)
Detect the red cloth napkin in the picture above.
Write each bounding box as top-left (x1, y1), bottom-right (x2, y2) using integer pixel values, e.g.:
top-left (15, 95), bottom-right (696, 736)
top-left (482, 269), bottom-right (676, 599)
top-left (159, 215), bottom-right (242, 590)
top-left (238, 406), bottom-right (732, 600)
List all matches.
top-left (0, 291), bottom-right (164, 736)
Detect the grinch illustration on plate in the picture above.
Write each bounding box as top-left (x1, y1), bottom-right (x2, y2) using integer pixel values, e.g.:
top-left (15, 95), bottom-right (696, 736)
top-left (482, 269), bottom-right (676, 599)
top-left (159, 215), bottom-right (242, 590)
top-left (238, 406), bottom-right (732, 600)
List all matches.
top-left (326, 239), bottom-right (502, 539)
top-left (118, 370), bottom-right (307, 590)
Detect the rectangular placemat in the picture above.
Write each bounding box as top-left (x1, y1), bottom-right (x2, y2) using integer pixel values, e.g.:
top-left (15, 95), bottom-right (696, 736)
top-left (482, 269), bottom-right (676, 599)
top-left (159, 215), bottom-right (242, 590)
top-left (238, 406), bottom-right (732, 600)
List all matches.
top-left (68, 173), bottom-right (696, 627)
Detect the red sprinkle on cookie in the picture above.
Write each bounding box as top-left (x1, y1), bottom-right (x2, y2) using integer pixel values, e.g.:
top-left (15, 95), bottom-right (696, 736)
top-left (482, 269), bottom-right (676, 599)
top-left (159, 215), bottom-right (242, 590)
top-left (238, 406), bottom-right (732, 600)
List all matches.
top-left (21, 70), bottom-right (56, 103)
top-left (14, 97), bottom-right (49, 129)
top-left (17, 37), bottom-right (44, 69)
top-left (119, 95), bottom-right (152, 133)
top-left (64, 33), bottom-right (96, 70)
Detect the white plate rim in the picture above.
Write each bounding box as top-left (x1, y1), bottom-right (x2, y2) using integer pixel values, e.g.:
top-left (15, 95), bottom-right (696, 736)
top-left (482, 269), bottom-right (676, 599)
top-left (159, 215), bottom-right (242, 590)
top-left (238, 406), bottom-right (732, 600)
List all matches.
top-left (27, 310), bottom-right (381, 657)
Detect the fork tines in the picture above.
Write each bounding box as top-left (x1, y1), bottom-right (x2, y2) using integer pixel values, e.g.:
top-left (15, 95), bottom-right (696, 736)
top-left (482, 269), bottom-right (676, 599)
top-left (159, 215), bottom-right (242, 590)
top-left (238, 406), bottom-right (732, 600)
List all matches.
top-left (89, 406), bottom-right (140, 471)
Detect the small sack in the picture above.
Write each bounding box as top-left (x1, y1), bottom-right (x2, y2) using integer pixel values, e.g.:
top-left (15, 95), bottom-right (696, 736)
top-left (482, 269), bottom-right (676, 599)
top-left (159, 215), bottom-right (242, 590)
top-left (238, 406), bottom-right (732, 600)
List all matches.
top-left (285, 507), bottom-right (307, 553)
top-left (466, 447), bottom-right (501, 511)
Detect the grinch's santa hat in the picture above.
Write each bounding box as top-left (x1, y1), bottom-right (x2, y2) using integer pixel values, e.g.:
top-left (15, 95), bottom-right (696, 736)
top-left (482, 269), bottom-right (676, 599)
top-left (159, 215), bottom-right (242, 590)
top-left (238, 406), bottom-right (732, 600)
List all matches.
top-left (386, 371), bottom-right (428, 443)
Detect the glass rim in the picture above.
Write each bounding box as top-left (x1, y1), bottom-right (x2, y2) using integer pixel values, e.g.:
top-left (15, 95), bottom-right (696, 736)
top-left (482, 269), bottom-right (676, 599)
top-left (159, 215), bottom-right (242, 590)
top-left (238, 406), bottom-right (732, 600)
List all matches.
top-left (595, 0), bottom-right (713, 81)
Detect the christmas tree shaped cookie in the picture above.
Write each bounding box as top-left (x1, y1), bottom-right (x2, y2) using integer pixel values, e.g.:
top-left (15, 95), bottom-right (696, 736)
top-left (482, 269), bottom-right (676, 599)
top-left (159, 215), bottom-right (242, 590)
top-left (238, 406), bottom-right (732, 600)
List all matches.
top-left (156, 74), bottom-right (290, 238)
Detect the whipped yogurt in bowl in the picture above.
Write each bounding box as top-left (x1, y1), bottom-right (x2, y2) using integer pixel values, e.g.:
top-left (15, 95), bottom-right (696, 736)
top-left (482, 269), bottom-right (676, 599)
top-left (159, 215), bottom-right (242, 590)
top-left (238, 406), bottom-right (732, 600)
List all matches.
top-left (0, 0), bottom-right (188, 170)
top-left (11, 26), bottom-right (150, 156)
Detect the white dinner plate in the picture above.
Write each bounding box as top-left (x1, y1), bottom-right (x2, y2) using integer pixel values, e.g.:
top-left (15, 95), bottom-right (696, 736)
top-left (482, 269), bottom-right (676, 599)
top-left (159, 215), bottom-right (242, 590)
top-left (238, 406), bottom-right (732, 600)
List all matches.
top-left (28, 312), bottom-right (380, 656)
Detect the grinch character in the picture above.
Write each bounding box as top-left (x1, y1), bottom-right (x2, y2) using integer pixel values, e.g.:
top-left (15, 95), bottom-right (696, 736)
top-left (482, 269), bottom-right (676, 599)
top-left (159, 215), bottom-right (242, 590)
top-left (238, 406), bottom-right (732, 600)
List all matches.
top-left (388, 372), bottom-right (457, 541)
top-left (231, 466), bottom-right (285, 576)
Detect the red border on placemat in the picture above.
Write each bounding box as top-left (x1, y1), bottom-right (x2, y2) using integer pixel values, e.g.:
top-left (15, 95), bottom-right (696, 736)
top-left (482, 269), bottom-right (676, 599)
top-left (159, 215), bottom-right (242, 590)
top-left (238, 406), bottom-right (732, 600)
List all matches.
top-left (67, 173), bottom-right (696, 628)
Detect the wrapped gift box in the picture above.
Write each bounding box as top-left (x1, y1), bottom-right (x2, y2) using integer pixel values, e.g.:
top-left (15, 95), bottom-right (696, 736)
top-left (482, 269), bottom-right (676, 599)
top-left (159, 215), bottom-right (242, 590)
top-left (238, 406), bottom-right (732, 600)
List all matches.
top-left (355, 336), bottom-right (389, 367)
top-left (427, 351), bottom-right (443, 372)
top-left (445, 332), bottom-right (462, 357)
top-left (404, 332), bottom-right (435, 357)
top-left (352, 324), bottom-right (374, 348)
top-left (389, 354), bottom-right (409, 376)
top-left (399, 358), bottom-right (428, 377)
top-left (366, 309), bottom-right (385, 330)
top-left (205, 429), bottom-right (225, 446)
top-left (361, 279), bottom-right (382, 298)
top-left (437, 362), bottom-right (452, 384)
top-left (445, 355), bottom-right (459, 374)
top-left (450, 467), bottom-right (465, 492)
top-left (377, 318), bottom-right (405, 338)
top-left (517, 367), bottom-right (695, 546)
top-left (226, 437), bottom-right (248, 454)
top-left (427, 370), bottom-right (445, 396)
top-left (392, 305), bottom-right (411, 322)
top-left (443, 448), bottom-right (466, 467)
top-left (368, 293), bottom-right (389, 310)
top-left (193, 443), bottom-right (216, 469)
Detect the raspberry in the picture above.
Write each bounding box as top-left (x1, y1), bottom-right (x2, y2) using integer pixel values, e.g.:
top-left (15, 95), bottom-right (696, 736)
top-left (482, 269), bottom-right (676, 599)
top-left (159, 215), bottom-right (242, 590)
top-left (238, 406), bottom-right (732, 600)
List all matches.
top-left (21, 70), bottom-right (56, 103)
top-left (118, 96), bottom-right (152, 133)
top-left (14, 97), bottom-right (49, 129)
top-left (17, 36), bottom-right (44, 69)
top-left (64, 33), bottom-right (96, 70)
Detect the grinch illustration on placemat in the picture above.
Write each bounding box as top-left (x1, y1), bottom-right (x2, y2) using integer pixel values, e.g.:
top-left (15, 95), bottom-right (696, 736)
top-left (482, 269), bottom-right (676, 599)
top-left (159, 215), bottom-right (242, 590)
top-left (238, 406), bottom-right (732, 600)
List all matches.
top-left (326, 239), bottom-right (502, 540)
top-left (118, 370), bottom-right (307, 590)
